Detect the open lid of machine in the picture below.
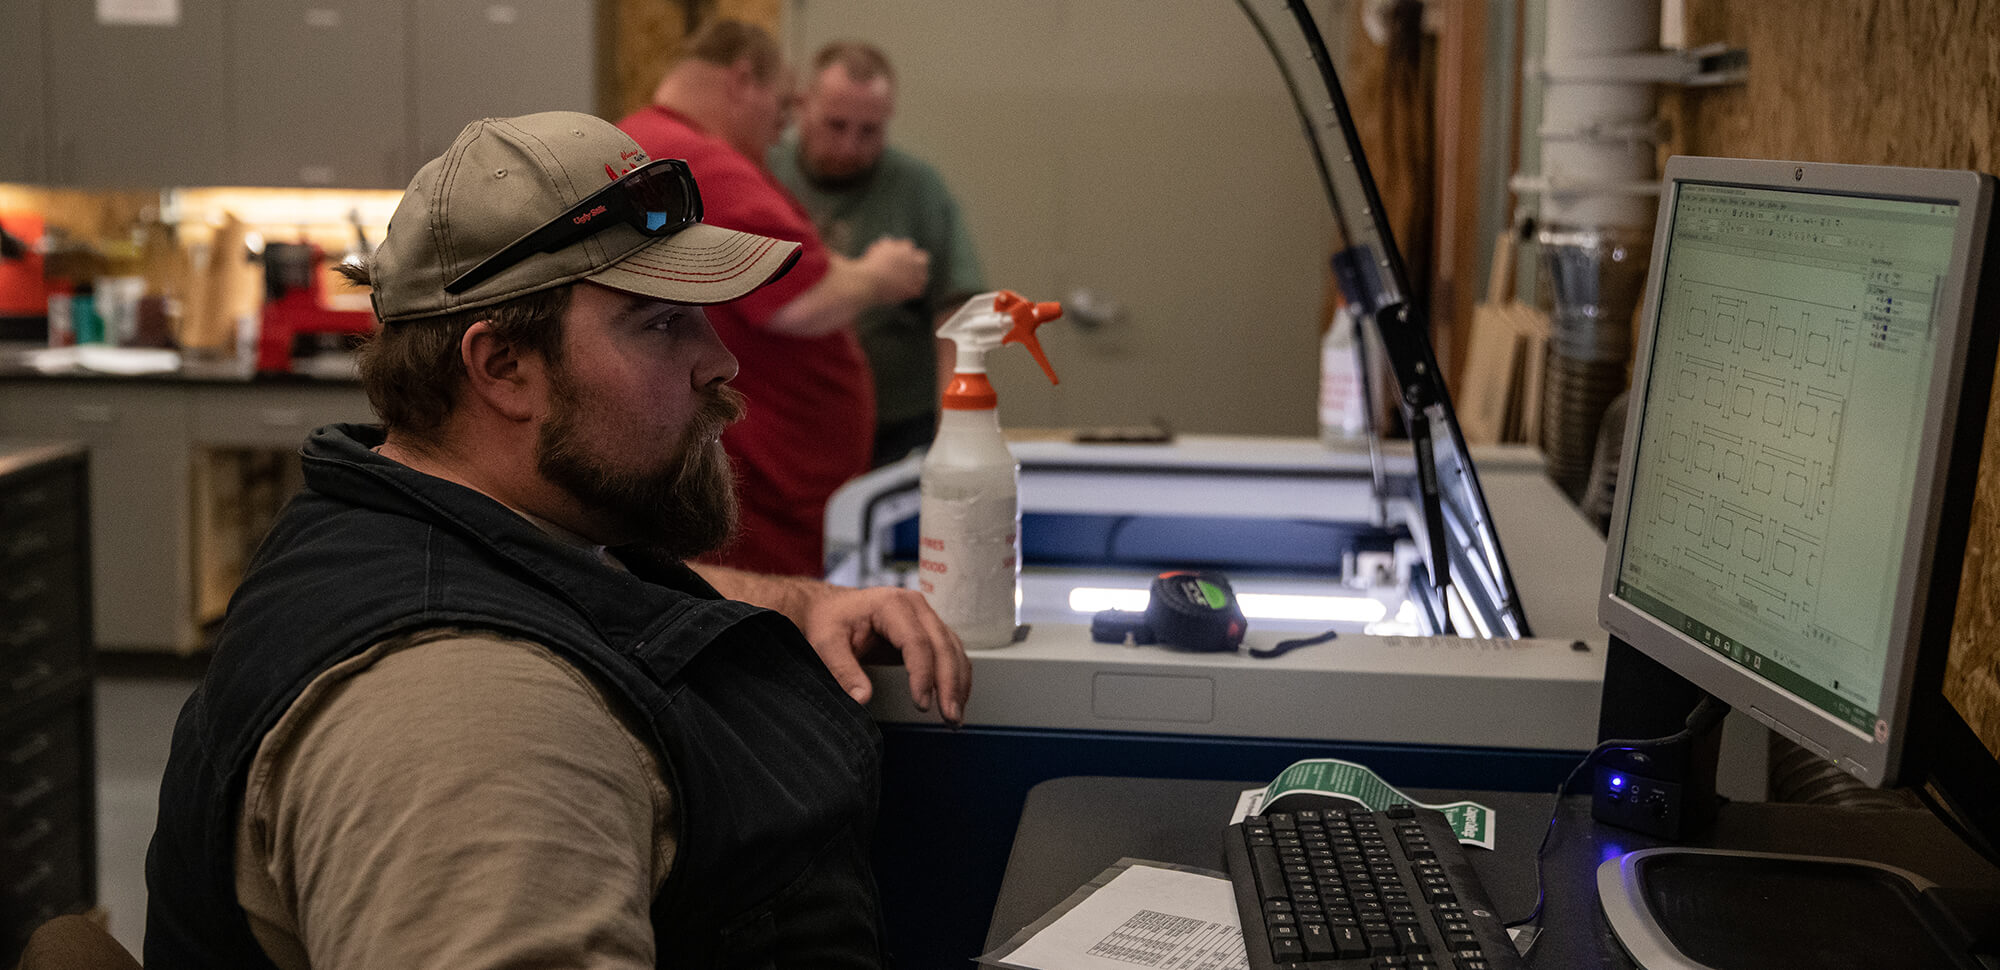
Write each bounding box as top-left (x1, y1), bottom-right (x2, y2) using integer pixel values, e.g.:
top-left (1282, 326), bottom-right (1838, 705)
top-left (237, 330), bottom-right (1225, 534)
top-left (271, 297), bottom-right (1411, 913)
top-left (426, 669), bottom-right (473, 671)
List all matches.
top-left (1236, 0), bottom-right (1530, 638)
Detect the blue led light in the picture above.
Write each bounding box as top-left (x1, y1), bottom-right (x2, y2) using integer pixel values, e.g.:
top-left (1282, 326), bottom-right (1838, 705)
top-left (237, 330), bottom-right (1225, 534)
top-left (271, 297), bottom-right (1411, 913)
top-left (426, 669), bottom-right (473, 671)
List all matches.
top-left (1610, 775), bottom-right (1625, 788)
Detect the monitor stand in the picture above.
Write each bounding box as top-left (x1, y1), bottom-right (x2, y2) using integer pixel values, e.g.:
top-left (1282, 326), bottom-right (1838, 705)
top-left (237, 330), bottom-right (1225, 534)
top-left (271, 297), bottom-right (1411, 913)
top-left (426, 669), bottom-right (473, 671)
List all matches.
top-left (1597, 847), bottom-right (1998, 969)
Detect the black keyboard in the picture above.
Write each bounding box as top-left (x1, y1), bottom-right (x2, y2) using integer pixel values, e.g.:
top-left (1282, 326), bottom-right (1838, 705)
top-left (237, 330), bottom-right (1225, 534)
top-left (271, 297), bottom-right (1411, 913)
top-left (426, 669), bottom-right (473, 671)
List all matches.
top-left (1223, 796), bottom-right (1525, 970)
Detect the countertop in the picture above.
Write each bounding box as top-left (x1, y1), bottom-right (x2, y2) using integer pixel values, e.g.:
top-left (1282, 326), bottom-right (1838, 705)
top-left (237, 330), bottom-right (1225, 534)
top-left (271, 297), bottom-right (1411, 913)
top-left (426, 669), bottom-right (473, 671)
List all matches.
top-left (0, 342), bottom-right (360, 385)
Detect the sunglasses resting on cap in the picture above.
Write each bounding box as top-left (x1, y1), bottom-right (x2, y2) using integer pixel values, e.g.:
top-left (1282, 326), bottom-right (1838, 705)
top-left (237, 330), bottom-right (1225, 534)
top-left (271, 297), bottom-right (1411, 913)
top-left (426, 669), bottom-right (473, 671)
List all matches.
top-left (445, 158), bottom-right (704, 295)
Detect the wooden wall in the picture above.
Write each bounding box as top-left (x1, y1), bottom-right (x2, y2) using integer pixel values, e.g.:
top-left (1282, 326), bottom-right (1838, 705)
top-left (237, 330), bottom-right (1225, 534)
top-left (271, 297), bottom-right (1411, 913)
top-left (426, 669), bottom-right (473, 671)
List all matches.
top-left (1673, 0), bottom-right (2000, 758)
top-left (603, 0), bottom-right (782, 122)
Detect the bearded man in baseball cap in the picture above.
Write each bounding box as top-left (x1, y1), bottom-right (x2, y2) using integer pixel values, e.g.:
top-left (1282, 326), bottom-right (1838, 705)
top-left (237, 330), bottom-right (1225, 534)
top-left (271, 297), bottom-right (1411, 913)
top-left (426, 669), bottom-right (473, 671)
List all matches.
top-left (143, 111), bottom-right (965, 970)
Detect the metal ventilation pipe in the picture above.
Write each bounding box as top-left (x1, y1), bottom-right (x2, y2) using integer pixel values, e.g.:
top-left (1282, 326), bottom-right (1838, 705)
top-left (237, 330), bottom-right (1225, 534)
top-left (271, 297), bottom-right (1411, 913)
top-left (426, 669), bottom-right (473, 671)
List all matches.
top-left (1534, 0), bottom-right (1661, 501)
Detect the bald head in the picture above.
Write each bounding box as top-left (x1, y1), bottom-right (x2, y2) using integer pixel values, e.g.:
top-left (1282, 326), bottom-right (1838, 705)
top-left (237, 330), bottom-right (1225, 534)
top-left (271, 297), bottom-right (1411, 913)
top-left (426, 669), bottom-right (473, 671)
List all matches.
top-left (796, 47), bottom-right (898, 185)
top-left (652, 19), bottom-right (795, 160)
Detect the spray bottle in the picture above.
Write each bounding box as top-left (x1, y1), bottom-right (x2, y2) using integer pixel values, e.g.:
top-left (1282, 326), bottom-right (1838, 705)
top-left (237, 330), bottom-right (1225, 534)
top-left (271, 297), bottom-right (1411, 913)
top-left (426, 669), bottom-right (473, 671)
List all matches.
top-left (919, 290), bottom-right (1063, 649)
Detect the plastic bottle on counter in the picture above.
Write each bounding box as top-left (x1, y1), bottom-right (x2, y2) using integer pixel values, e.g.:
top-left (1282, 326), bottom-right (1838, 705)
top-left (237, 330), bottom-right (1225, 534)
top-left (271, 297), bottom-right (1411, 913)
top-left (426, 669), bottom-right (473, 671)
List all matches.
top-left (920, 290), bottom-right (1064, 649)
top-left (1319, 301), bottom-right (1368, 447)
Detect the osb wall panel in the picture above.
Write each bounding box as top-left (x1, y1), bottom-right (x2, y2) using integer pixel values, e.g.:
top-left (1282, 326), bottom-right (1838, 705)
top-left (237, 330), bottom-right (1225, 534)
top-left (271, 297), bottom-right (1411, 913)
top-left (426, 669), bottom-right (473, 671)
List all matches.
top-left (1670, 1), bottom-right (1996, 169)
top-left (1677, 0), bottom-right (2000, 758)
top-left (604, 0), bottom-right (782, 122)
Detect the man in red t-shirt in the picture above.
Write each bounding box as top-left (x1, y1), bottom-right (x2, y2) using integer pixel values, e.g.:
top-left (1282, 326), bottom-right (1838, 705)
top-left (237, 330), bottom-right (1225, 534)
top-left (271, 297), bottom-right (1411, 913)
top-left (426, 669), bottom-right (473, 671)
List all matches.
top-left (619, 19), bottom-right (929, 577)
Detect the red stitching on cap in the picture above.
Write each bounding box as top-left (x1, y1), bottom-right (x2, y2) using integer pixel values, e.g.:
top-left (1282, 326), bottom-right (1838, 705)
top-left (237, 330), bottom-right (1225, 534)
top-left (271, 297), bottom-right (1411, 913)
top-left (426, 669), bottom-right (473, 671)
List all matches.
top-left (613, 237), bottom-right (786, 282)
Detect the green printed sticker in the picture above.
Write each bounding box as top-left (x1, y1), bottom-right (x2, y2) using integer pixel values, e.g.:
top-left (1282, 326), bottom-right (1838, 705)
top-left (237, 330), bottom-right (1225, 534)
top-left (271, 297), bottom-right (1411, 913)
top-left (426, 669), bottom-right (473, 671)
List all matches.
top-left (1249, 758), bottom-right (1498, 850)
top-left (1196, 580), bottom-right (1230, 608)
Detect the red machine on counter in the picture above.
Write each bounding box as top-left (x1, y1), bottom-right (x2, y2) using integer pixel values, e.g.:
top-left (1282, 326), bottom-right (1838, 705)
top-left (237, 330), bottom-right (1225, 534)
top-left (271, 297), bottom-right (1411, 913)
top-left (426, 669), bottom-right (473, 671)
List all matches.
top-left (0, 212), bottom-right (50, 322)
top-left (258, 242), bottom-right (374, 374)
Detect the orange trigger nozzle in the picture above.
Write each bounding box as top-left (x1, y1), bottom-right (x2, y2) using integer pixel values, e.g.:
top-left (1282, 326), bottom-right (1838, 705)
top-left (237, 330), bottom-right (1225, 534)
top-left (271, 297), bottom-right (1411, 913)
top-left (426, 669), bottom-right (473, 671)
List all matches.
top-left (995, 291), bottom-right (1063, 385)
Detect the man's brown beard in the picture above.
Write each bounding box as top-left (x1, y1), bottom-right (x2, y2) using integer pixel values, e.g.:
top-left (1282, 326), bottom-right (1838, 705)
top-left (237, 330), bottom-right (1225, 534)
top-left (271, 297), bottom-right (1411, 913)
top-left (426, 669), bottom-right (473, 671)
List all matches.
top-left (536, 365), bottom-right (746, 559)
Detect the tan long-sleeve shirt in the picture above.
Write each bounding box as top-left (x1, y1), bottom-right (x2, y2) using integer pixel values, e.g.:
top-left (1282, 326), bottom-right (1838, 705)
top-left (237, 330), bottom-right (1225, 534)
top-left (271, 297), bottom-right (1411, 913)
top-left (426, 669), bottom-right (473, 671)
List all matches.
top-left (232, 630), bottom-right (676, 969)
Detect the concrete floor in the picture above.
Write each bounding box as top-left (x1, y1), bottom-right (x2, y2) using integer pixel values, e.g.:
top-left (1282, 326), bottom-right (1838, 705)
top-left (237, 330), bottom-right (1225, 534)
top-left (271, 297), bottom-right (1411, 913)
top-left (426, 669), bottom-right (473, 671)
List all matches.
top-left (93, 670), bottom-right (201, 959)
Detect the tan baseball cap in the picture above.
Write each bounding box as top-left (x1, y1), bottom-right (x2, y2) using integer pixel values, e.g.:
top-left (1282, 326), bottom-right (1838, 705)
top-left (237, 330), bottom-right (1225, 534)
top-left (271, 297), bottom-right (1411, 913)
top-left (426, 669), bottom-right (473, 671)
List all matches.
top-left (368, 111), bottom-right (802, 324)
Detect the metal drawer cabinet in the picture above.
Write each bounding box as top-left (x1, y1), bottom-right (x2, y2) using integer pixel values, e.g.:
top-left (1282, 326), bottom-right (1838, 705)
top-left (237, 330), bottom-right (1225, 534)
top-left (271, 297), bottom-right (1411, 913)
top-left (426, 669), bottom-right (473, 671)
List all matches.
top-left (0, 552), bottom-right (86, 713)
top-left (0, 783), bottom-right (89, 961)
top-left (0, 698), bottom-right (87, 802)
top-left (0, 443), bottom-right (94, 968)
top-left (0, 467), bottom-right (81, 569)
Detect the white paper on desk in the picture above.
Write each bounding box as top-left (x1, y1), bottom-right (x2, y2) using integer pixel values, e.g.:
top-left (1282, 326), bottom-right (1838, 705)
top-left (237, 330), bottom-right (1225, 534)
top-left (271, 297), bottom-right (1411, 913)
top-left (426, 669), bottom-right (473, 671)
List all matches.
top-left (978, 859), bottom-right (1247, 970)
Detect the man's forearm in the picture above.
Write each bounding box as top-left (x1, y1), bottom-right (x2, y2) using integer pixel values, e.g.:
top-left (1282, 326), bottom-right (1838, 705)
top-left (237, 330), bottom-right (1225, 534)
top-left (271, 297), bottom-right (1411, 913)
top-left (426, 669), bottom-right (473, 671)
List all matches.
top-left (690, 561), bottom-right (825, 624)
top-left (763, 256), bottom-right (873, 338)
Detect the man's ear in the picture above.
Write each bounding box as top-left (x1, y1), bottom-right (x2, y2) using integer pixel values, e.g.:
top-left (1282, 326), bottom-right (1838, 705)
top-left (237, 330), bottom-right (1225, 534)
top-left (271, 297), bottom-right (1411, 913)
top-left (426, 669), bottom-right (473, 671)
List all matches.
top-left (726, 56), bottom-right (763, 100)
top-left (459, 320), bottom-right (545, 422)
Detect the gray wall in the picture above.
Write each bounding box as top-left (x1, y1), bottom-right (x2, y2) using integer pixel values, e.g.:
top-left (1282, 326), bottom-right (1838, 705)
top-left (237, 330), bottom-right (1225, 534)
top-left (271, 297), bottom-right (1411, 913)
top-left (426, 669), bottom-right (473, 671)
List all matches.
top-left (786, 0), bottom-right (1340, 436)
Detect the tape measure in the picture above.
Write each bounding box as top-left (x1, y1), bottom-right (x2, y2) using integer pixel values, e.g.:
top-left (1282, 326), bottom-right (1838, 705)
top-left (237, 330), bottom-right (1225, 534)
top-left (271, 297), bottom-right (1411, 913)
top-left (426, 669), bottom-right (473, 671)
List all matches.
top-left (1091, 570), bottom-right (1247, 653)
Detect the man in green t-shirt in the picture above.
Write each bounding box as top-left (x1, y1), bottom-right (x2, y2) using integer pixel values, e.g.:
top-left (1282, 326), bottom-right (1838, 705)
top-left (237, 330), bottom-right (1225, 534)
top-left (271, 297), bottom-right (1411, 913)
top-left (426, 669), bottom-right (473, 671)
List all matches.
top-left (770, 41), bottom-right (986, 467)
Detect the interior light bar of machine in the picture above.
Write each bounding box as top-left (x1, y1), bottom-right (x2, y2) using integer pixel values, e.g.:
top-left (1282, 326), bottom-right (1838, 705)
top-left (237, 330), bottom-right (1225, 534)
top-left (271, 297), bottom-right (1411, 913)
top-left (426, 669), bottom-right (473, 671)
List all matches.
top-left (1066, 586), bottom-right (1389, 624)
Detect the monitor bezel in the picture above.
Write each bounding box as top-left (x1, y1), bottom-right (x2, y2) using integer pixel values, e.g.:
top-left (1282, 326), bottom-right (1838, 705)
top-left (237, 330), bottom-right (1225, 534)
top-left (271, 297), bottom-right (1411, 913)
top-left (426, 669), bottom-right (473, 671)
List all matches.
top-left (1597, 155), bottom-right (1997, 788)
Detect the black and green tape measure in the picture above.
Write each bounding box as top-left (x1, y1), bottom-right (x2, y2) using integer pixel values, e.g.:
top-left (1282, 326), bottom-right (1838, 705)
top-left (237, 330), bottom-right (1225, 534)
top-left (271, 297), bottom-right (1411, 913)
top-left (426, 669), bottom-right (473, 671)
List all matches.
top-left (1090, 570), bottom-right (1247, 653)
top-left (1090, 570), bottom-right (1337, 658)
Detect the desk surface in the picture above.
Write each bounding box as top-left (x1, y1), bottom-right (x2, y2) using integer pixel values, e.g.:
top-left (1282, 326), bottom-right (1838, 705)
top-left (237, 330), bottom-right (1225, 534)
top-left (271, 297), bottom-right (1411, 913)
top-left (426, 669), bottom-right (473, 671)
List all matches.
top-left (986, 776), bottom-right (2000, 967)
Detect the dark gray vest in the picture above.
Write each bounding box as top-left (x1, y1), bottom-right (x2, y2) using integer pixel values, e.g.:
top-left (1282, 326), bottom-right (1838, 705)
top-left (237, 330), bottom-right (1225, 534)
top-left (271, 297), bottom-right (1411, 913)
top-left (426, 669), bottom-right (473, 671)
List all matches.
top-left (145, 424), bottom-right (886, 969)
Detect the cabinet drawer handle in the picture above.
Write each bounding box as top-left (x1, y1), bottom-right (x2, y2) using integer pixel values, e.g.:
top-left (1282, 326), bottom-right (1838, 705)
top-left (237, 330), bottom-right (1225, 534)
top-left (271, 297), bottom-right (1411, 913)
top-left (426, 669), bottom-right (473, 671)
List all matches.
top-left (5, 732), bottom-right (51, 765)
top-left (8, 861), bottom-right (53, 897)
top-left (8, 661), bottom-right (54, 694)
top-left (6, 529), bottom-right (53, 560)
top-left (11, 485), bottom-right (53, 512)
top-left (5, 618), bottom-right (52, 650)
top-left (70, 404), bottom-right (115, 424)
top-left (4, 817), bottom-right (53, 854)
top-left (3, 576), bottom-right (50, 604)
top-left (5, 775), bottom-right (53, 811)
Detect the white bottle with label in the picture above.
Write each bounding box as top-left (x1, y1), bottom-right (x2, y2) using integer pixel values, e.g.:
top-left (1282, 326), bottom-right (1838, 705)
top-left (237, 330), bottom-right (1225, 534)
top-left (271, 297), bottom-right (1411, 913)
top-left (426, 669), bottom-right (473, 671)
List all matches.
top-left (918, 291), bottom-right (1064, 649)
top-left (919, 404), bottom-right (1021, 649)
top-left (1319, 302), bottom-right (1368, 447)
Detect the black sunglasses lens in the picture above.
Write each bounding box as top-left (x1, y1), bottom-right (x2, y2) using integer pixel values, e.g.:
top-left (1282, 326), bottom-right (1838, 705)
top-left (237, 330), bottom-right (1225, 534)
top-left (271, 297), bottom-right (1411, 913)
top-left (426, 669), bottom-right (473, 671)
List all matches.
top-left (625, 166), bottom-right (695, 233)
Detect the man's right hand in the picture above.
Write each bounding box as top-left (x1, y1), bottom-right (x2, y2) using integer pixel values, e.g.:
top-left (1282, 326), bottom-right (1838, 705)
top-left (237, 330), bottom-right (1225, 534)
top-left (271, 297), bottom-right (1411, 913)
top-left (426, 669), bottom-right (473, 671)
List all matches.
top-left (858, 236), bottom-right (930, 305)
top-left (766, 237), bottom-right (932, 337)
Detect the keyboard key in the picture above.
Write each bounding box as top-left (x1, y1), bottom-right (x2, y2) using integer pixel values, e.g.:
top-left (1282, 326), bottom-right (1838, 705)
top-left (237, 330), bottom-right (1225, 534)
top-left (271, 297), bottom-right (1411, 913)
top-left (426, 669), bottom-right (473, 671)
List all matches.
top-left (1331, 924), bottom-right (1369, 958)
top-left (1250, 844), bottom-right (1289, 901)
top-left (1300, 921), bottom-right (1336, 960)
top-left (1394, 924), bottom-right (1431, 954)
top-left (1270, 938), bottom-right (1303, 960)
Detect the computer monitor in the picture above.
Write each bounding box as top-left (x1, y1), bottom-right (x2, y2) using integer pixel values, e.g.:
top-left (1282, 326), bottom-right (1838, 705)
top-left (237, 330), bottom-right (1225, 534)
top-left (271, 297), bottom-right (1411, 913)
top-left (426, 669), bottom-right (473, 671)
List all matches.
top-left (1597, 155), bottom-right (2000, 963)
